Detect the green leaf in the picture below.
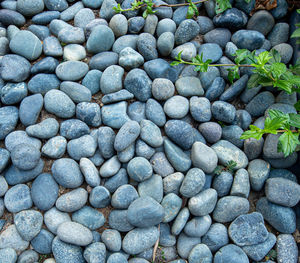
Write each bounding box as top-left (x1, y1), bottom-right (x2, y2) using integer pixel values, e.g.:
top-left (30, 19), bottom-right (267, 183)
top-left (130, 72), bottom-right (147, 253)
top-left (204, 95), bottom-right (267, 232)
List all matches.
top-left (270, 62), bottom-right (287, 79)
top-left (247, 73), bottom-right (262, 89)
top-left (142, 9), bottom-right (148, 18)
top-left (227, 66), bottom-right (239, 83)
top-left (289, 113), bottom-right (300, 128)
top-left (289, 60), bottom-right (300, 75)
top-left (233, 49), bottom-right (251, 65)
top-left (186, 5), bottom-right (195, 18)
top-left (269, 49), bottom-right (281, 64)
top-left (240, 125), bottom-right (265, 140)
top-left (215, 0), bottom-right (232, 14)
top-left (294, 100), bottom-right (300, 111)
top-left (254, 51), bottom-right (272, 66)
top-left (244, 0), bottom-right (251, 3)
top-left (175, 50), bottom-right (183, 61)
top-left (113, 4), bottom-right (122, 12)
top-left (170, 61), bottom-right (180, 66)
top-left (274, 79), bottom-right (293, 94)
top-left (297, 9), bottom-right (300, 14)
top-left (277, 131), bottom-right (300, 157)
top-left (291, 28), bottom-right (300, 38)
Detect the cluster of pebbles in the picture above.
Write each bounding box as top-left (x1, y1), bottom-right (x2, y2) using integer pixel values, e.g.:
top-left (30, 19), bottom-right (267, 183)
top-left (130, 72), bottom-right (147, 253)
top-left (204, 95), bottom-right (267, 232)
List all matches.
top-left (0, 0), bottom-right (299, 262)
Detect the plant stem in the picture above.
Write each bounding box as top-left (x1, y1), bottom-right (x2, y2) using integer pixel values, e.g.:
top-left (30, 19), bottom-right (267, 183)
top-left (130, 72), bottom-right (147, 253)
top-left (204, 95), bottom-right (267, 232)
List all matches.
top-left (177, 59), bottom-right (254, 68)
top-left (277, 129), bottom-right (299, 133)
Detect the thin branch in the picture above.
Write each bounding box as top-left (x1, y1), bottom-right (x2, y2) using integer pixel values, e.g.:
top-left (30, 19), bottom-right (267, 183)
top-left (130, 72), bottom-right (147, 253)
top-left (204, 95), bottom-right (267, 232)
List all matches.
top-left (152, 224), bottom-right (160, 262)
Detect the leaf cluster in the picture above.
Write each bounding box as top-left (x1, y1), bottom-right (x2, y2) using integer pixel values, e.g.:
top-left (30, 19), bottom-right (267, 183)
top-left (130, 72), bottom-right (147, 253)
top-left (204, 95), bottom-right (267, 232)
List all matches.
top-left (291, 9), bottom-right (300, 44)
top-left (186, 0), bottom-right (199, 18)
top-left (214, 160), bottom-right (237, 175)
top-left (241, 110), bottom-right (300, 157)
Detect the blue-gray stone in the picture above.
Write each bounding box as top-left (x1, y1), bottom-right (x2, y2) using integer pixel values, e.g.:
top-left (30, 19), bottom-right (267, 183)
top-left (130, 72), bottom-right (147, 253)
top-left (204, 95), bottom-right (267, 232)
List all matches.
top-left (124, 69), bottom-right (152, 102)
top-left (44, 207), bottom-right (71, 235)
top-left (108, 209), bottom-right (134, 232)
top-left (138, 174), bottom-right (163, 203)
top-left (122, 227), bottom-right (159, 255)
top-left (222, 125), bottom-right (244, 148)
top-left (0, 198), bottom-right (4, 218)
top-left (127, 157), bottom-right (153, 182)
top-left (4, 159), bottom-right (44, 185)
top-left (1, 54), bottom-right (31, 82)
top-left (114, 120), bottom-right (140, 152)
top-left (127, 16), bottom-right (145, 35)
top-left (242, 232), bottom-right (276, 261)
top-left (60, 81), bottom-right (91, 103)
top-left (4, 130), bottom-right (41, 152)
top-left (202, 223), bottom-right (228, 252)
top-left (67, 135), bottom-right (97, 161)
top-left (171, 207), bottom-right (189, 235)
top-left (150, 152), bottom-right (174, 177)
top-left (164, 139), bottom-right (191, 172)
top-left (214, 244), bottom-right (249, 263)
top-left (177, 233), bottom-right (201, 259)
top-left (235, 109), bottom-right (252, 130)
top-left (171, 42), bottom-right (197, 62)
top-left (99, 0), bottom-right (117, 20)
top-left (111, 184), bottom-right (138, 209)
top-left (49, 19), bottom-right (72, 35)
top-left (102, 229), bottom-right (121, 252)
top-left (137, 33), bottom-right (157, 61)
top-left (152, 78), bottom-right (175, 101)
top-left (145, 98), bottom-right (166, 127)
top-left (109, 14), bottom-right (128, 36)
top-left (82, 70), bottom-right (102, 95)
top-left (211, 101), bottom-right (236, 124)
top-left (179, 168), bottom-right (205, 198)
top-left (31, 229), bottom-right (54, 254)
top-left (196, 16), bottom-right (214, 34)
top-left (212, 172), bottom-right (233, 197)
top-left (1, 1), bottom-right (17, 10)
top-left (14, 210), bottom-right (43, 241)
top-left (60, 119), bottom-right (90, 139)
top-left (119, 47), bottom-right (144, 70)
top-left (230, 168), bottom-right (251, 198)
top-left (52, 158), bottom-right (83, 188)
top-left (175, 19), bottom-right (200, 45)
top-left (140, 120), bottom-right (163, 148)
top-left (87, 25), bottom-right (115, 54)
top-left (270, 0), bottom-right (288, 19)
top-left (89, 186), bottom-right (111, 208)
top-left (89, 149), bottom-right (105, 167)
top-left (0, 9), bottom-right (26, 26)
top-left (188, 244), bottom-right (212, 263)
top-left (161, 193), bottom-right (182, 223)
top-left (276, 234), bottom-right (298, 263)
top-left (245, 91), bottom-right (275, 117)
top-left (45, 0), bottom-right (68, 11)
top-left (198, 122), bottom-right (222, 144)
top-left (188, 188), bottom-right (217, 216)
top-left (97, 126), bottom-right (116, 159)
top-left (248, 159), bottom-right (270, 191)
top-left (271, 43), bottom-right (293, 64)
top-left (228, 212), bottom-right (268, 246)
top-left (198, 43), bottom-right (222, 63)
top-left (104, 168), bottom-right (129, 193)
top-left (52, 236), bottom-right (85, 263)
top-left (32, 11), bottom-right (60, 25)
top-left (56, 188), bottom-right (88, 213)
top-left (152, 0), bottom-right (173, 19)
top-left (102, 89), bottom-right (134, 104)
top-left (117, 143), bottom-right (135, 163)
top-left (247, 10), bottom-right (275, 36)
top-left (0, 248), bottom-right (17, 263)
top-left (199, 68), bottom-right (220, 93)
top-left (172, 6), bottom-right (188, 26)
top-left (79, 158), bottom-right (100, 187)
top-left (100, 65), bottom-right (124, 94)
top-left (213, 196), bottom-right (249, 223)
top-left (232, 30), bottom-right (265, 51)
top-left (220, 75), bottom-right (248, 102)
top-left (58, 27), bottom-right (85, 44)
top-left (44, 90), bottom-right (75, 118)
top-left (269, 169), bottom-right (297, 182)
top-left (10, 143), bottom-right (40, 171)
top-left (0, 149), bottom-right (9, 174)
top-left (57, 221), bottom-right (93, 246)
top-left (256, 197), bottom-right (296, 233)
top-left (0, 225), bottom-right (29, 253)
top-left (156, 18), bottom-right (176, 36)
top-left (89, 52), bottom-right (118, 71)
top-left (102, 101), bottom-right (130, 129)
top-left (265, 177), bottom-right (300, 207)
top-left (56, 61), bottom-right (88, 81)
top-left (128, 101), bottom-right (146, 123)
top-left (0, 106), bottom-right (18, 140)
top-left (76, 102), bottom-right (101, 127)
top-left (31, 173), bottom-right (59, 211)
top-left (28, 24), bottom-right (50, 40)
top-left (99, 155), bottom-right (121, 177)
top-left (4, 184), bottom-right (32, 213)
top-left (74, 8), bottom-right (95, 28)
top-left (1, 82), bottom-right (28, 105)
top-left (164, 95), bottom-right (189, 119)
top-left (83, 242), bottom-right (106, 263)
top-left (31, 56), bottom-right (59, 75)
top-left (18, 249), bottom-right (38, 263)
top-left (26, 118), bottom-right (59, 139)
top-left (112, 35), bottom-right (138, 54)
top-left (204, 28), bottom-right (231, 48)
top-left (43, 36), bottom-right (63, 56)
top-left (157, 32), bottom-right (175, 56)
top-left (63, 44), bottom-right (86, 62)
top-left (83, 0), bottom-right (103, 8)
top-left (60, 1), bottom-right (83, 21)
top-left (121, 0), bottom-right (139, 18)
top-left (42, 136), bottom-right (67, 159)
top-left (0, 37), bottom-right (9, 56)
top-left (213, 8), bottom-right (247, 30)
top-left (9, 30), bottom-right (42, 61)
top-left (136, 139), bottom-right (155, 160)
top-left (184, 215), bottom-right (212, 237)
top-left (28, 73), bottom-right (60, 95)
top-left (189, 96), bottom-right (211, 122)
top-left (175, 77), bottom-right (204, 97)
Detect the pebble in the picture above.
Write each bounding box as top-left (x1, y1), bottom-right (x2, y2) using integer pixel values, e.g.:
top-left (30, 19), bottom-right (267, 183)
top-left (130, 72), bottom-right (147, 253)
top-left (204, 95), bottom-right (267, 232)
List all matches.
top-left (179, 168), bottom-right (205, 198)
top-left (184, 215), bottom-right (212, 237)
top-left (175, 19), bottom-right (200, 45)
top-left (101, 229), bottom-right (122, 252)
top-left (211, 101), bottom-right (236, 123)
top-left (140, 120), bottom-right (163, 147)
top-left (213, 172), bottom-right (233, 197)
top-left (220, 74), bottom-right (248, 102)
top-left (18, 250), bottom-right (39, 263)
top-left (32, 11), bottom-right (60, 25)
top-left (122, 227), bottom-right (159, 255)
top-left (256, 197), bottom-right (296, 233)
top-left (0, 9), bottom-right (26, 26)
top-left (145, 98), bottom-right (166, 127)
top-left (99, 156), bottom-right (121, 177)
top-left (52, 236), bottom-right (85, 263)
top-left (161, 193), bottom-right (182, 223)
top-left (213, 8), bottom-right (247, 30)
top-left (204, 28), bottom-right (231, 48)
top-left (0, 175), bottom-right (8, 196)
top-left (84, 242), bottom-right (106, 263)
top-left (31, 56), bottom-right (59, 75)
top-left (245, 91), bottom-right (275, 117)
top-left (248, 159), bottom-right (270, 191)
top-left (152, 78), bottom-right (175, 101)
top-left (214, 244), bottom-right (249, 263)
top-left (56, 188), bottom-right (88, 212)
top-left (157, 32), bottom-right (175, 56)
top-left (63, 44), bottom-right (86, 61)
top-left (232, 30), bottom-right (265, 51)
top-left (213, 196), bottom-right (249, 223)
top-left (0, 225), bottom-right (29, 252)
top-left (26, 118), bottom-right (59, 139)
top-left (31, 173), bottom-right (59, 211)
top-left (67, 135), bottom-right (97, 160)
top-left (188, 244), bottom-right (213, 263)
top-left (119, 47), bottom-right (144, 70)
top-left (14, 210), bottom-right (43, 241)
top-left (276, 234), bottom-right (298, 263)
top-left (42, 136), bottom-right (67, 158)
top-left (199, 122), bottom-right (222, 144)
top-left (127, 157), bottom-right (153, 182)
top-left (0, 248), bottom-right (17, 263)
top-left (163, 172), bottom-right (184, 195)
top-left (72, 206), bottom-right (105, 231)
top-left (164, 95), bottom-right (189, 119)
top-left (60, 119), bottom-right (90, 139)
top-left (89, 186), bottom-right (111, 208)
top-left (222, 125), bottom-right (244, 148)
top-left (247, 10), bottom-right (275, 35)
top-left (56, 61), bottom-right (88, 81)
top-left (112, 184), bottom-right (139, 209)
top-left (137, 33), bottom-right (158, 61)
top-left (267, 22), bottom-right (289, 47)
top-left (270, 0), bottom-right (288, 19)
top-left (44, 207), bottom-right (71, 235)
top-left (177, 233), bottom-right (200, 259)
top-left (202, 223), bottom-right (228, 252)
top-left (4, 184), bottom-right (32, 213)
top-left (28, 73), bottom-right (60, 95)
